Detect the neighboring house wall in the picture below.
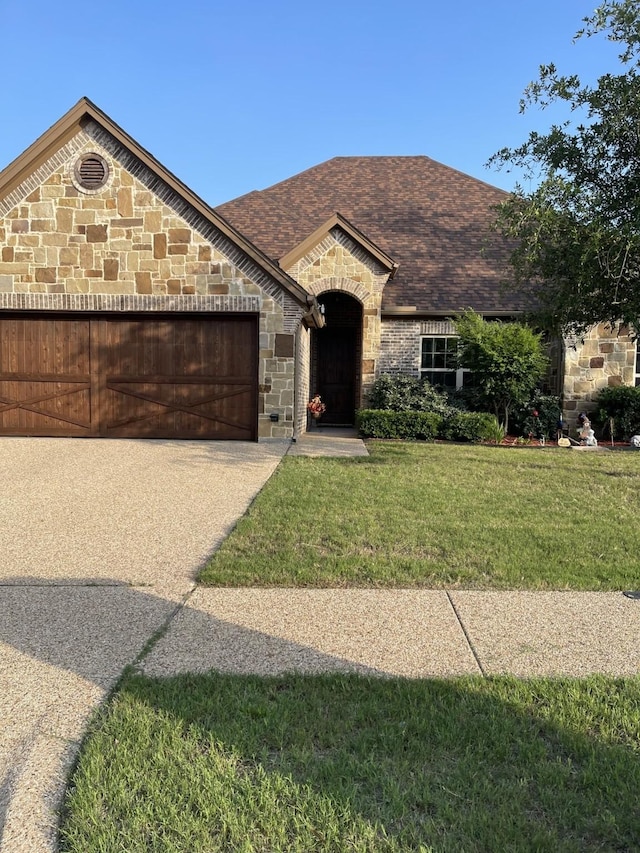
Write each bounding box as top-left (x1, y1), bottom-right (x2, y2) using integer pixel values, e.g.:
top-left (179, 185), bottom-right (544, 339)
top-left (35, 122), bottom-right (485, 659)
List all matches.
top-left (562, 323), bottom-right (637, 421)
top-left (0, 128), bottom-right (304, 439)
top-left (285, 228), bottom-right (390, 403)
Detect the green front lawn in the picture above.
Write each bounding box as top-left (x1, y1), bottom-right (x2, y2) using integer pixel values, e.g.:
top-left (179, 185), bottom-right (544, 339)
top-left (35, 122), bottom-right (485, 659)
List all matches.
top-left (59, 442), bottom-right (640, 851)
top-left (199, 442), bottom-right (640, 589)
top-left (60, 672), bottom-right (640, 852)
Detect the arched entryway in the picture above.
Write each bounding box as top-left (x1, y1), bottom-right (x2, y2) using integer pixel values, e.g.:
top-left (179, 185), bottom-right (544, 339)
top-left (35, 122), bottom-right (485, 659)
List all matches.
top-left (312, 291), bottom-right (363, 425)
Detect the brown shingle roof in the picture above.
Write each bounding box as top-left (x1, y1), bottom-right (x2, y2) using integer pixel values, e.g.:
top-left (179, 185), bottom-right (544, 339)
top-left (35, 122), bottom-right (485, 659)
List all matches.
top-left (216, 156), bottom-right (527, 314)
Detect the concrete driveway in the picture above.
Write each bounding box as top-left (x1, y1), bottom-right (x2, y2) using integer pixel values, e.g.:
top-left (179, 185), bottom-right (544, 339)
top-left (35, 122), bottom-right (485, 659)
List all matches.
top-left (0, 437), bottom-right (286, 852)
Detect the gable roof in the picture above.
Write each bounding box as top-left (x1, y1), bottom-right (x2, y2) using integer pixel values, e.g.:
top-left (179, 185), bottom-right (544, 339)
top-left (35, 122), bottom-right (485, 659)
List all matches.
top-left (279, 212), bottom-right (398, 278)
top-left (217, 156), bottom-right (527, 315)
top-left (0, 97), bottom-right (319, 319)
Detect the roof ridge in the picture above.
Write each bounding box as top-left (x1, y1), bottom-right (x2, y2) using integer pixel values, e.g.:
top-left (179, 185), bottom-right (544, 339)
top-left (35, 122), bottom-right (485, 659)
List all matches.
top-left (218, 155), bottom-right (510, 206)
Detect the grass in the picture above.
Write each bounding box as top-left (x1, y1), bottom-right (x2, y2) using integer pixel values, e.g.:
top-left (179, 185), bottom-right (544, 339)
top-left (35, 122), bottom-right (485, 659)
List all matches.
top-left (59, 671), bottom-right (640, 852)
top-left (199, 441), bottom-right (640, 589)
top-left (59, 442), bottom-right (640, 850)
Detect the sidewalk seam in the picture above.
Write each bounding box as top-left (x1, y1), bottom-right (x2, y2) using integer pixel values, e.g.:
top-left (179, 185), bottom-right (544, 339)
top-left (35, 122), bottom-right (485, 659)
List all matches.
top-left (446, 592), bottom-right (486, 677)
top-left (130, 584), bottom-right (198, 670)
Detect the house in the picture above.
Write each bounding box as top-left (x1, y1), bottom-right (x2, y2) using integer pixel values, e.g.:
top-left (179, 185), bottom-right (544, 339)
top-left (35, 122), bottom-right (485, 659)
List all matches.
top-left (0, 99), bottom-right (637, 441)
top-left (217, 157), bottom-right (640, 426)
top-left (217, 155), bottom-right (530, 426)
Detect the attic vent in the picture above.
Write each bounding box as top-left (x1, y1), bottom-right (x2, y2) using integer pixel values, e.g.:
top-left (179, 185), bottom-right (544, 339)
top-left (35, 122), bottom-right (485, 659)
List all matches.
top-left (74, 154), bottom-right (109, 190)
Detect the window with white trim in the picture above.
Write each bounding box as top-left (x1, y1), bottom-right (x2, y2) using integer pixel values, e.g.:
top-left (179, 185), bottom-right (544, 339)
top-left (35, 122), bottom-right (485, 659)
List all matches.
top-left (420, 336), bottom-right (470, 390)
top-left (635, 341), bottom-right (640, 386)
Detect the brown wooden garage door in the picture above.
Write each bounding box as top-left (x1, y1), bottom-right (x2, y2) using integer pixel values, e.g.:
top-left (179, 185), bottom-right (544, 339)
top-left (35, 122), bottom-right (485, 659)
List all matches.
top-left (0, 313), bottom-right (258, 439)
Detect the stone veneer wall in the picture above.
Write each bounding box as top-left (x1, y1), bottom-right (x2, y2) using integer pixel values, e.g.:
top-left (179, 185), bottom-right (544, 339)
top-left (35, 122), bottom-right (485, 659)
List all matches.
top-left (286, 228), bottom-right (390, 402)
top-left (0, 127), bottom-right (305, 439)
top-left (562, 323), bottom-right (637, 421)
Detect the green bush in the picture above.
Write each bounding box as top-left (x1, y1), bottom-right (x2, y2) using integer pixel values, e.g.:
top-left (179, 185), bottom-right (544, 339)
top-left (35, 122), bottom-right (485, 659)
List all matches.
top-left (596, 385), bottom-right (640, 439)
top-left (356, 410), bottom-right (442, 440)
top-left (511, 392), bottom-right (563, 439)
top-left (439, 411), bottom-right (499, 443)
top-left (367, 374), bottom-right (452, 415)
top-left (356, 409), bottom-right (496, 443)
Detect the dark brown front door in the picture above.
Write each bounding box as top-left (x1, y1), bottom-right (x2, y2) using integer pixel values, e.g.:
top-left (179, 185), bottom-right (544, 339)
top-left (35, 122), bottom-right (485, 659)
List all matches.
top-left (316, 327), bottom-right (357, 425)
top-left (314, 292), bottom-right (362, 425)
top-left (0, 313), bottom-right (258, 439)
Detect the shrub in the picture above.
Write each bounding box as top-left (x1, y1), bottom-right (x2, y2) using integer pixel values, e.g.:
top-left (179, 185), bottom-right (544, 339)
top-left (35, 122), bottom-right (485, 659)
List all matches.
top-left (367, 374), bottom-right (452, 415)
top-left (439, 411), bottom-right (499, 443)
top-left (357, 409), bottom-right (499, 443)
top-left (511, 392), bottom-right (563, 440)
top-left (356, 410), bottom-right (442, 440)
top-left (483, 415), bottom-right (508, 444)
top-left (596, 385), bottom-right (640, 439)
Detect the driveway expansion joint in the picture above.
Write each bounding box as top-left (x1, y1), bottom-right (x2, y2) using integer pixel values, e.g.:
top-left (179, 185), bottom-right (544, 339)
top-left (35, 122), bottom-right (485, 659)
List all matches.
top-left (446, 591), bottom-right (486, 677)
top-left (130, 584), bottom-right (199, 672)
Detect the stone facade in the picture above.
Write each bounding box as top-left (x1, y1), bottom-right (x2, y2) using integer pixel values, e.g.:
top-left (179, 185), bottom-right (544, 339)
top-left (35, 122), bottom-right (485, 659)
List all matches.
top-left (562, 323), bottom-right (637, 420)
top-left (0, 125), bottom-right (305, 439)
top-left (285, 227), bottom-right (391, 404)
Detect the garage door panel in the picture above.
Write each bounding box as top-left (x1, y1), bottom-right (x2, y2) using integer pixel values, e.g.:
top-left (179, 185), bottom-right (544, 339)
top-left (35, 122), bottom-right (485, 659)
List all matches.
top-left (0, 313), bottom-right (258, 440)
top-left (0, 383), bottom-right (92, 434)
top-left (0, 316), bottom-right (93, 435)
top-left (103, 380), bottom-right (255, 439)
top-left (98, 315), bottom-right (257, 439)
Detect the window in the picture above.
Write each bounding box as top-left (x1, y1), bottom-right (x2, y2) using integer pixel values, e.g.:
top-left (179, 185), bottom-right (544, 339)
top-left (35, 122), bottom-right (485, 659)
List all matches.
top-left (420, 336), bottom-right (470, 390)
top-left (635, 342), bottom-right (640, 387)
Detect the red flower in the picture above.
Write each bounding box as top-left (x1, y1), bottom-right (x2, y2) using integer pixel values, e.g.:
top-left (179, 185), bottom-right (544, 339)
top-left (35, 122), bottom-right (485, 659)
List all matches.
top-left (307, 395), bottom-right (326, 415)
top-left (532, 410), bottom-right (539, 417)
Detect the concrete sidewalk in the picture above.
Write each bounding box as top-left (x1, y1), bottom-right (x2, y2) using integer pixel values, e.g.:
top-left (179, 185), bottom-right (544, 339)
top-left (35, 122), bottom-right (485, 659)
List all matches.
top-left (141, 588), bottom-right (640, 680)
top-left (288, 426), bottom-right (369, 457)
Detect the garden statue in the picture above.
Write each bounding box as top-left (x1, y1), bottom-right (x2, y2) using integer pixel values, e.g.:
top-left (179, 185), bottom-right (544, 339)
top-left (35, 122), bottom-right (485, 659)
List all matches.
top-left (577, 413), bottom-right (597, 446)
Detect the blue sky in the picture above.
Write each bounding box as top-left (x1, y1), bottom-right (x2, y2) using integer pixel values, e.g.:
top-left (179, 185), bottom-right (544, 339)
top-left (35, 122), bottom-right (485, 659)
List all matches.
top-left (0, 1), bottom-right (620, 206)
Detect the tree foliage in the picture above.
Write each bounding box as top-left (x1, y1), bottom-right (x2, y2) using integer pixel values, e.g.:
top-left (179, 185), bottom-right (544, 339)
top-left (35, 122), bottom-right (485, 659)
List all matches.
top-left (454, 311), bottom-right (548, 432)
top-left (490, 0), bottom-right (640, 334)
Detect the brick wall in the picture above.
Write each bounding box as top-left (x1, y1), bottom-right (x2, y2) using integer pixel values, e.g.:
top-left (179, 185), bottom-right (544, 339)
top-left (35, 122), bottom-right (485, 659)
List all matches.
top-left (295, 324), bottom-right (311, 435)
top-left (378, 318), bottom-right (422, 376)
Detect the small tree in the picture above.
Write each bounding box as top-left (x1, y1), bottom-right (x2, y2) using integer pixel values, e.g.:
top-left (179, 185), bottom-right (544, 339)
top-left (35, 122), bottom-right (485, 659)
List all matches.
top-left (454, 311), bottom-right (548, 433)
